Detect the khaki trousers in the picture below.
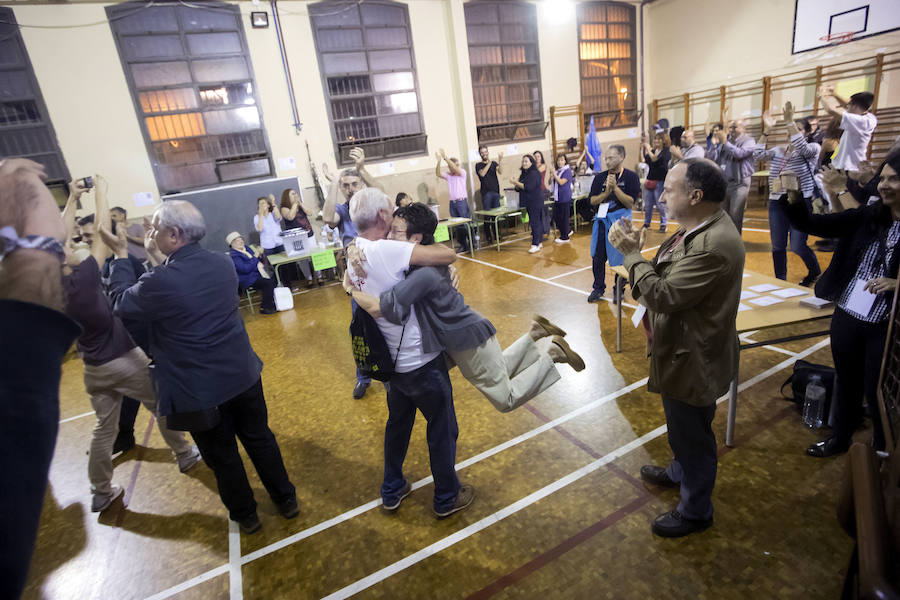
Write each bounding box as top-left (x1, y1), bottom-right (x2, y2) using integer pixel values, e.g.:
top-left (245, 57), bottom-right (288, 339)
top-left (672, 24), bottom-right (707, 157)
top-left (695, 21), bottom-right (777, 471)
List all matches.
top-left (82, 347), bottom-right (192, 496)
top-left (450, 334), bottom-right (561, 412)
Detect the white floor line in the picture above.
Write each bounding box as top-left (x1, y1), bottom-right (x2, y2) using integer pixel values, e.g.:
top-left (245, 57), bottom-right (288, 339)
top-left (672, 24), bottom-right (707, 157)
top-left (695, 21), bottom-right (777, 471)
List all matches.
top-left (741, 335), bottom-right (799, 357)
top-left (321, 338), bottom-right (832, 600)
top-left (742, 227), bottom-right (771, 233)
top-left (545, 244), bottom-right (662, 282)
top-left (59, 410), bottom-right (94, 424)
top-left (228, 520), bottom-right (243, 600)
top-left (145, 377), bottom-right (649, 599)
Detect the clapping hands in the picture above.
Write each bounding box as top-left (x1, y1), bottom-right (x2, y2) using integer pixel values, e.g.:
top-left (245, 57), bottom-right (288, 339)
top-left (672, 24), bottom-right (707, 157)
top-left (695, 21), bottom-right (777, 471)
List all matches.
top-left (607, 217), bottom-right (646, 255)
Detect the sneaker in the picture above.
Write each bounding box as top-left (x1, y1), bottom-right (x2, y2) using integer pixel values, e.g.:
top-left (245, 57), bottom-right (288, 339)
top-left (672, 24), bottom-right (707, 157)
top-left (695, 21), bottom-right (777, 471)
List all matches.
top-left (587, 289), bottom-right (604, 303)
top-left (434, 484), bottom-right (476, 518)
top-left (554, 238), bottom-right (570, 244)
top-left (538, 243), bottom-right (543, 250)
top-left (236, 513), bottom-right (262, 535)
top-left (277, 496), bottom-right (300, 519)
top-left (91, 485), bottom-right (124, 513)
top-left (659, 225), bottom-right (667, 233)
top-left (382, 481), bottom-right (413, 511)
top-left (112, 431), bottom-right (136, 455)
top-left (177, 446), bottom-right (202, 473)
top-left (568, 230), bottom-right (574, 237)
top-left (528, 245), bottom-right (540, 254)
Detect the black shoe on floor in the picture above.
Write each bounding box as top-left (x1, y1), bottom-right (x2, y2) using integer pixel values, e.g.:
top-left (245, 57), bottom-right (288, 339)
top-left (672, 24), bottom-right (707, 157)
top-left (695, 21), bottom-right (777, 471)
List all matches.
top-left (640, 465), bottom-right (679, 488)
top-left (806, 436), bottom-right (850, 458)
top-left (353, 381), bottom-right (370, 399)
top-left (236, 513), bottom-right (262, 535)
top-left (112, 431), bottom-right (136, 455)
top-left (799, 272), bottom-right (820, 287)
top-left (260, 307), bottom-right (277, 315)
top-left (587, 289), bottom-right (604, 304)
top-left (277, 497), bottom-right (299, 519)
top-left (651, 510), bottom-right (713, 538)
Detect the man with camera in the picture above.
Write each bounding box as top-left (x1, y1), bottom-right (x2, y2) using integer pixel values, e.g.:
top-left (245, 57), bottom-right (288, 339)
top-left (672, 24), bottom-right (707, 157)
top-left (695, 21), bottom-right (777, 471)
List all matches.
top-left (609, 158), bottom-right (745, 538)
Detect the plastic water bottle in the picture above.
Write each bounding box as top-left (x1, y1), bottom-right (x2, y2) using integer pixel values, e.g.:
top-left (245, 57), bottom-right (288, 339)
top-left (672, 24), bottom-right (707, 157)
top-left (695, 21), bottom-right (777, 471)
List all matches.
top-left (802, 374), bottom-right (826, 428)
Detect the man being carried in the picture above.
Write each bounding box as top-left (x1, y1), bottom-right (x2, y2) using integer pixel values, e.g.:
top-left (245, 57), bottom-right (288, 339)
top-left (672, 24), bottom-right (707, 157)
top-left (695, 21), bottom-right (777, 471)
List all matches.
top-left (819, 87), bottom-right (877, 172)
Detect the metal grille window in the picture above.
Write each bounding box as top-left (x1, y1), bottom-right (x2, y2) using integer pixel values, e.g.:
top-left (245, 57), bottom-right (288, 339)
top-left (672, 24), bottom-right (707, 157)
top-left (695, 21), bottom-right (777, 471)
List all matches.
top-left (106, 1), bottom-right (273, 194)
top-left (310, 1), bottom-right (426, 165)
top-left (465, 1), bottom-right (545, 144)
top-left (0, 8), bottom-right (71, 187)
top-left (577, 2), bottom-right (637, 129)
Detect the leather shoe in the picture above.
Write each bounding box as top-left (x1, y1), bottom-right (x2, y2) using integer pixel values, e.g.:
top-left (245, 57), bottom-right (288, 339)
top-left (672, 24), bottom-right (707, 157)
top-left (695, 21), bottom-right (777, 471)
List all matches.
top-left (806, 436), bottom-right (850, 458)
top-left (277, 496), bottom-right (299, 519)
top-left (651, 510), bottom-right (713, 538)
top-left (640, 465), bottom-right (679, 488)
top-left (236, 513), bottom-right (262, 535)
top-left (353, 381), bottom-right (369, 399)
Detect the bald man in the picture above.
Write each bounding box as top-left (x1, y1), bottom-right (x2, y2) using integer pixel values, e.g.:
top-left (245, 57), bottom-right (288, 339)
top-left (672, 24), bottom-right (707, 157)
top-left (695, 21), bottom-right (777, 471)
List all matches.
top-left (707, 119), bottom-right (756, 233)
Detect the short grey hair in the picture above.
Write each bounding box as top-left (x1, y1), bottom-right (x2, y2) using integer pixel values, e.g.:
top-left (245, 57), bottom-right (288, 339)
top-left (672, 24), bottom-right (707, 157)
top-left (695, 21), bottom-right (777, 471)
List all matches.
top-left (155, 200), bottom-right (206, 243)
top-left (349, 187), bottom-right (392, 231)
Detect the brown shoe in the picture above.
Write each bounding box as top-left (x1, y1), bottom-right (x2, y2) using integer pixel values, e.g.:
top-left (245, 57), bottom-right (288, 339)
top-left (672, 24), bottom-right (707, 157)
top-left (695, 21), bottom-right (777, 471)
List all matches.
top-left (551, 336), bottom-right (585, 371)
top-left (533, 314), bottom-right (566, 337)
top-left (434, 484), bottom-right (476, 518)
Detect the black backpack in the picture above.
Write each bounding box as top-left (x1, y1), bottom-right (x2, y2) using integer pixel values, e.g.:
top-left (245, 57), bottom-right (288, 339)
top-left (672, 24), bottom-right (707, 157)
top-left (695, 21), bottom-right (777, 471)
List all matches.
top-left (349, 304), bottom-right (404, 382)
top-left (781, 359), bottom-right (836, 411)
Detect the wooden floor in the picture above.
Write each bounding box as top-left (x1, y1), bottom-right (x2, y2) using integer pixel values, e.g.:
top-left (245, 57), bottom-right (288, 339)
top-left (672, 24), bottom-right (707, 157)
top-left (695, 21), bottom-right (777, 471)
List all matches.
top-left (28, 201), bottom-right (860, 599)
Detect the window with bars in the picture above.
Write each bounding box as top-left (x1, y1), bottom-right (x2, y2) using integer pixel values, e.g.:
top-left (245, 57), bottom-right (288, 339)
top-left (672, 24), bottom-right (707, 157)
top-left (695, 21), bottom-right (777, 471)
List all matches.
top-left (465, 1), bottom-right (545, 144)
top-left (310, 1), bottom-right (426, 165)
top-left (106, 1), bottom-right (273, 195)
top-left (577, 2), bottom-right (637, 130)
top-left (0, 8), bottom-right (71, 188)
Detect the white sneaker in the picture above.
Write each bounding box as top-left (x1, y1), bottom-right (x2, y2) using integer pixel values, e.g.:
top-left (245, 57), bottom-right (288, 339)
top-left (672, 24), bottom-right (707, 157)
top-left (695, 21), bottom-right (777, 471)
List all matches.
top-left (528, 245), bottom-right (540, 253)
top-left (538, 243), bottom-right (543, 250)
top-left (554, 238), bottom-right (570, 244)
top-left (177, 446), bottom-right (202, 473)
top-left (91, 485), bottom-right (124, 513)
top-left (568, 230), bottom-right (574, 237)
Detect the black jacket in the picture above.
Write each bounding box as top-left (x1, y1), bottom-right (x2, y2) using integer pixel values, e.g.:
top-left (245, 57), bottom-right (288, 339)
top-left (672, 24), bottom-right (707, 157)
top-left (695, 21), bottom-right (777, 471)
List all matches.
top-left (784, 198), bottom-right (900, 302)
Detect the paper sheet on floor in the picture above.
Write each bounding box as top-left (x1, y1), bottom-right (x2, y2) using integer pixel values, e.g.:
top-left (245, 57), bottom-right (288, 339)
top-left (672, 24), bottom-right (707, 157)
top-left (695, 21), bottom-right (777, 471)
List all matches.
top-left (749, 283), bottom-right (781, 293)
top-left (749, 296), bottom-right (783, 307)
top-left (740, 290), bottom-right (759, 300)
top-left (771, 287), bottom-right (808, 298)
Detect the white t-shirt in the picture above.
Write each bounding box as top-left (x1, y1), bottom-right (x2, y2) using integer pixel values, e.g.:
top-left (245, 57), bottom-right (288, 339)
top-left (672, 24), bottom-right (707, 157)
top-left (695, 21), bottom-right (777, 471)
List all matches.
top-left (348, 238), bottom-right (440, 373)
top-left (832, 111), bottom-right (877, 171)
top-left (253, 212), bottom-right (282, 250)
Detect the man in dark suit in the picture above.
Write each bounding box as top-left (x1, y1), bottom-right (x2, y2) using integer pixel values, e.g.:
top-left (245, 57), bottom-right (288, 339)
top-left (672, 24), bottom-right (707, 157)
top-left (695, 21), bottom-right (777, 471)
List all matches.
top-left (106, 200), bottom-right (296, 535)
top-left (610, 158), bottom-right (745, 538)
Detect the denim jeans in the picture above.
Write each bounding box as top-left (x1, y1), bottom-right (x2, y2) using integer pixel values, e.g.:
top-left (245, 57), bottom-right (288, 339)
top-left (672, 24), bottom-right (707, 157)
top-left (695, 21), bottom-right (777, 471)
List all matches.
top-left (382, 355), bottom-right (460, 512)
top-left (768, 197), bottom-right (820, 280)
top-left (449, 199), bottom-right (472, 250)
top-left (643, 184), bottom-right (667, 227)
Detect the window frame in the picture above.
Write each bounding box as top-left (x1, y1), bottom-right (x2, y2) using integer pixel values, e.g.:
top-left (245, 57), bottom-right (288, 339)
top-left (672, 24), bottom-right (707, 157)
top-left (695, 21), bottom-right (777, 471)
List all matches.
top-left (464, 0), bottom-right (547, 145)
top-left (0, 7), bottom-right (71, 189)
top-left (309, 0), bottom-right (428, 166)
top-left (106, 0), bottom-right (276, 195)
top-left (577, 1), bottom-right (638, 131)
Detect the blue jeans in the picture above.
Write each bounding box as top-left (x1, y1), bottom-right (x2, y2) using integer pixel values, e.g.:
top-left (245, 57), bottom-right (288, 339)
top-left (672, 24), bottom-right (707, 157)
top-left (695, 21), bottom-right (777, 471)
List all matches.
top-left (768, 197), bottom-right (820, 280)
top-left (382, 355), bottom-right (460, 512)
top-left (481, 191), bottom-right (500, 210)
top-left (643, 184), bottom-right (666, 227)
top-left (591, 219), bottom-right (609, 292)
top-left (449, 199), bottom-right (472, 250)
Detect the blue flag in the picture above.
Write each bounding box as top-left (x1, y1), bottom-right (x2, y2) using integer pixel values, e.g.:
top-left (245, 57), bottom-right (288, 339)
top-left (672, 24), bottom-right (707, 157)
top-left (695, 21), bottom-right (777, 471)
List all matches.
top-left (586, 116), bottom-right (602, 170)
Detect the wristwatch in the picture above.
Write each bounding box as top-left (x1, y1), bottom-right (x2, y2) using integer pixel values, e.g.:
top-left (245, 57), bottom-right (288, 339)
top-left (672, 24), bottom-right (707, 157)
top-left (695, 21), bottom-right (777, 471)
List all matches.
top-left (0, 226), bottom-right (65, 263)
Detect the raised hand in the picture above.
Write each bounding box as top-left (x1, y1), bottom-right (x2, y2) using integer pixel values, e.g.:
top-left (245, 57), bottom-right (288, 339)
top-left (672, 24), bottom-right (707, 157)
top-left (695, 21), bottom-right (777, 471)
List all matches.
top-left (783, 101), bottom-right (794, 123)
top-left (98, 223), bottom-right (128, 257)
top-left (349, 147), bottom-right (366, 169)
top-left (761, 110), bottom-right (776, 133)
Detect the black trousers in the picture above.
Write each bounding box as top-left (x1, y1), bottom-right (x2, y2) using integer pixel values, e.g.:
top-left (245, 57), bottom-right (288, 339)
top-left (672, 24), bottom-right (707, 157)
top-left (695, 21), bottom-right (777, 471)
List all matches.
top-left (830, 308), bottom-right (888, 450)
top-left (118, 396), bottom-right (140, 435)
top-left (250, 276), bottom-right (276, 311)
top-left (662, 397), bottom-right (717, 521)
top-left (191, 378), bottom-right (295, 521)
top-left (553, 202), bottom-right (571, 239)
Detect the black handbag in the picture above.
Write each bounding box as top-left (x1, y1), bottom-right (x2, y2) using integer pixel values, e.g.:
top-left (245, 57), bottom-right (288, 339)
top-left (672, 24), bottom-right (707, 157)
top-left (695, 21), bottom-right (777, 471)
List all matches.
top-left (781, 359), bottom-right (836, 409)
top-left (349, 304), bottom-right (404, 382)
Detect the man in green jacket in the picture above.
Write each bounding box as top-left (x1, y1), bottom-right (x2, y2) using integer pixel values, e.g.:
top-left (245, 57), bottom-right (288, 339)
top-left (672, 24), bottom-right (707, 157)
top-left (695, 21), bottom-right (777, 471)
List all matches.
top-left (609, 158), bottom-right (745, 538)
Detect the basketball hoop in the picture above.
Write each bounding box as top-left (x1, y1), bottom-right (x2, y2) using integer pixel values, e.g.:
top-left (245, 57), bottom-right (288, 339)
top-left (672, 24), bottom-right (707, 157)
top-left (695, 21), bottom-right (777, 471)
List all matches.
top-left (819, 31), bottom-right (854, 45)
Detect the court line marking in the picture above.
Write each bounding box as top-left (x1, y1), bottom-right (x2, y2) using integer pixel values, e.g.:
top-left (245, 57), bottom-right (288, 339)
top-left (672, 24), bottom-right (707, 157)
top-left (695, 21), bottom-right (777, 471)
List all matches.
top-left (59, 410), bottom-right (95, 424)
top-left (320, 338), bottom-right (831, 599)
top-left (545, 244), bottom-right (663, 282)
top-left (144, 377), bottom-right (649, 600)
top-left (229, 521), bottom-right (242, 600)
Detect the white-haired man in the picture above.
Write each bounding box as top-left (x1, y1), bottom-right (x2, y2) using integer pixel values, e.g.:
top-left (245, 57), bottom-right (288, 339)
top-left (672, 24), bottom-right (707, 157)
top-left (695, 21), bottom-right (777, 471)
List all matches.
top-left (106, 200), bottom-right (296, 535)
top-left (346, 188), bottom-right (475, 517)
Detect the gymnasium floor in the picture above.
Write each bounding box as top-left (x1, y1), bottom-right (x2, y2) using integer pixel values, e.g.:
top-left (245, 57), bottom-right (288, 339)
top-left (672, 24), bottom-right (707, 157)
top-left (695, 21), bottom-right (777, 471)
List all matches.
top-left (27, 202), bottom-right (859, 599)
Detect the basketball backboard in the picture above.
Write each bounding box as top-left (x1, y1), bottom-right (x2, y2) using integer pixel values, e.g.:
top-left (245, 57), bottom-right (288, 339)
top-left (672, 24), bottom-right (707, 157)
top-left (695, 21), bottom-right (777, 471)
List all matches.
top-left (792, 0), bottom-right (900, 54)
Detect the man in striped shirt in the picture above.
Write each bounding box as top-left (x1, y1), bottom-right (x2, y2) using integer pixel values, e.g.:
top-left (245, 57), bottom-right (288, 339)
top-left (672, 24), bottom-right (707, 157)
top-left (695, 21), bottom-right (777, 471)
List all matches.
top-left (753, 101), bottom-right (822, 286)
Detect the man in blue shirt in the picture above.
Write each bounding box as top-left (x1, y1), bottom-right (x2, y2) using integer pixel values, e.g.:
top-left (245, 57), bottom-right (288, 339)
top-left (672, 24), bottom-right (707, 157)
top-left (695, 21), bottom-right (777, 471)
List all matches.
top-left (587, 145), bottom-right (641, 303)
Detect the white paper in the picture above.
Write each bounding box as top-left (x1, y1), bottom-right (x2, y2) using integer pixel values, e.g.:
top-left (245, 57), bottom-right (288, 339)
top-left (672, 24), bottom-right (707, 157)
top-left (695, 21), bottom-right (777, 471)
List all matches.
top-left (846, 278), bottom-right (877, 317)
top-left (737, 303), bottom-right (751, 312)
top-left (740, 290), bottom-right (759, 300)
top-left (379, 162), bottom-right (395, 175)
top-left (771, 287), bottom-right (808, 299)
top-left (278, 156), bottom-right (296, 170)
top-left (133, 192), bottom-right (155, 207)
top-left (632, 304), bottom-right (647, 328)
top-left (749, 283), bottom-right (782, 293)
top-left (595, 203), bottom-right (609, 218)
top-left (506, 143), bottom-right (519, 155)
top-left (749, 296), bottom-right (784, 307)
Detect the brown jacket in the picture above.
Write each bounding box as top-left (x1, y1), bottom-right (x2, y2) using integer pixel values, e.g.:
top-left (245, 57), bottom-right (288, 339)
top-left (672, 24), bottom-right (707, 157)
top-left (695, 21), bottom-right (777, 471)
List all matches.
top-left (623, 210), bottom-right (745, 406)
